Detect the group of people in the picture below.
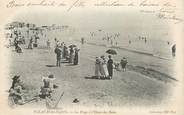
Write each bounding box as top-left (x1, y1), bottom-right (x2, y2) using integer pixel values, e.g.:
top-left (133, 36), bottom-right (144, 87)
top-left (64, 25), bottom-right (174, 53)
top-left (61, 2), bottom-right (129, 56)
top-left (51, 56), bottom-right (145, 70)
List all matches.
top-left (95, 56), bottom-right (128, 80)
top-left (8, 75), bottom-right (25, 106)
top-left (95, 55), bottom-right (113, 79)
top-left (8, 74), bottom-right (60, 108)
top-left (54, 40), bottom-right (80, 67)
top-left (114, 57), bottom-right (128, 72)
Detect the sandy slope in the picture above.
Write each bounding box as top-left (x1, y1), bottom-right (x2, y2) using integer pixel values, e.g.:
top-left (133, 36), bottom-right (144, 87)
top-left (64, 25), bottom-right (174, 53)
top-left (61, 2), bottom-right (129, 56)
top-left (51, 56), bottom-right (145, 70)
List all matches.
top-left (6, 43), bottom-right (176, 109)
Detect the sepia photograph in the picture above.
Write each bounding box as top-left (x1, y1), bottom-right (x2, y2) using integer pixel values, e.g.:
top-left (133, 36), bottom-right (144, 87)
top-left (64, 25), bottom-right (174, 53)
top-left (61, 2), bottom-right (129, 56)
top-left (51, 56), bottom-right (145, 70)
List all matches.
top-left (0, 0), bottom-right (184, 114)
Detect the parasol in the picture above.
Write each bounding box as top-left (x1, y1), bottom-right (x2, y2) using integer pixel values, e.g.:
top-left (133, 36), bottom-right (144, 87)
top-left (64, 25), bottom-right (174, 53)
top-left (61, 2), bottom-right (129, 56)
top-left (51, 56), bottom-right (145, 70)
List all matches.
top-left (69, 44), bottom-right (77, 48)
top-left (106, 49), bottom-right (117, 55)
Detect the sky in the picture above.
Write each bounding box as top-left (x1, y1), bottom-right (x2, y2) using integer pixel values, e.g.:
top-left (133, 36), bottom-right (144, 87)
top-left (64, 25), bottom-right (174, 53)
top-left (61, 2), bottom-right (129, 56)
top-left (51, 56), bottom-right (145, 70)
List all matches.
top-left (8, 7), bottom-right (174, 41)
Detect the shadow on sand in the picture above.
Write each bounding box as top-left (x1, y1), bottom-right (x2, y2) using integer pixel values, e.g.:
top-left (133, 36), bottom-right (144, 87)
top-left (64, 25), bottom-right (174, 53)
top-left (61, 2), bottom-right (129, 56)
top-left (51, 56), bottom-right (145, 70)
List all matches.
top-left (85, 76), bottom-right (110, 80)
top-left (46, 65), bottom-right (57, 67)
top-left (61, 61), bottom-right (69, 63)
top-left (65, 64), bottom-right (76, 66)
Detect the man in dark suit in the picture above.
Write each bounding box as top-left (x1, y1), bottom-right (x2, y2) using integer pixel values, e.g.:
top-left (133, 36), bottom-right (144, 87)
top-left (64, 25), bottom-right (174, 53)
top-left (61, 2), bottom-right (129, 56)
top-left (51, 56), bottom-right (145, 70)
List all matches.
top-left (107, 55), bottom-right (113, 79)
top-left (54, 46), bottom-right (62, 67)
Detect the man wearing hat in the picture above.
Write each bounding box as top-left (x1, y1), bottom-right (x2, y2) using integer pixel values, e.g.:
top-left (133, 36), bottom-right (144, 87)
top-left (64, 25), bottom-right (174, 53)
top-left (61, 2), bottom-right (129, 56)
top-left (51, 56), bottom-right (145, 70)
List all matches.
top-left (107, 55), bottom-right (113, 79)
top-left (54, 46), bottom-right (62, 67)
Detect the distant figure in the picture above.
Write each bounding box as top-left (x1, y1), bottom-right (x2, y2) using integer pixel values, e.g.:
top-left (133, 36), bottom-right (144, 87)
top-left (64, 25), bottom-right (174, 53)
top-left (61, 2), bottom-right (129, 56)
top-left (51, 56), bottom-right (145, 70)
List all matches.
top-left (81, 38), bottom-right (85, 44)
top-left (107, 55), bottom-right (113, 79)
top-left (69, 47), bottom-right (74, 63)
top-left (145, 38), bottom-right (147, 43)
top-left (120, 57), bottom-right (128, 72)
top-left (95, 57), bottom-right (101, 79)
top-left (110, 40), bottom-right (113, 45)
top-left (14, 39), bottom-right (22, 53)
top-left (172, 44), bottom-right (176, 57)
top-left (114, 62), bottom-right (121, 71)
top-left (28, 37), bottom-right (33, 49)
top-left (54, 46), bottom-right (62, 67)
top-left (14, 38), bottom-right (18, 50)
top-left (60, 42), bottom-right (64, 58)
top-left (63, 44), bottom-right (67, 58)
top-left (74, 48), bottom-right (80, 65)
top-left (115, 42), bottom-right (118, 46)
top-left (47, 39), bottom-right (51, 48)
top-left (65, 47), bottom-right (69, 61)
top-left (129, 40), bottom-right (131, 44)
top-left (16, 45), bottom-right (23, 53)
top-left (167, 41), bottom-right (170, 45)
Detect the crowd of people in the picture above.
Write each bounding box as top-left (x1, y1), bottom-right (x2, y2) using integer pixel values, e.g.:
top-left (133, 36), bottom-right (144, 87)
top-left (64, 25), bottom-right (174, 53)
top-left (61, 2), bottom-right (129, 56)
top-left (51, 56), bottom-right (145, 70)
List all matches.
top-left (54, 39), bottom-right (80, 67)
top-left (95, 55), bottom-right (118, 79)
top-left (95, 55), bottom-right (128, 80)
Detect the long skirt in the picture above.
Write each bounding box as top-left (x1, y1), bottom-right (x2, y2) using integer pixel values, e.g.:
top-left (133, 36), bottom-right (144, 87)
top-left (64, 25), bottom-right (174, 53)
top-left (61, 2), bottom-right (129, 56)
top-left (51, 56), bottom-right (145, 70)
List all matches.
top-left (74, 53), bottom-right (78, 65)
top-left (95, 64), bottom-right (101, 77)
top-left (103, 64), bottom-right (109, 77)
top-left (107, 65), bottom-right (113, 77)
top-left (28, 42), bottom-right (33, 49)
top-left (69, 54), bottom-right (74, 63)
top-left (100, 64), bottom-right (109, 77)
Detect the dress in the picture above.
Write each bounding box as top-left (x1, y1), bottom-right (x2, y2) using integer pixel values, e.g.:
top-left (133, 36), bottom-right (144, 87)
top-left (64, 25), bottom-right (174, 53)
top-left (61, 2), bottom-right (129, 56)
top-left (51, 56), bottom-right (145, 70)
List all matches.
top-left (74, 49), bottom-right (80, 65)
top-left (107, 59), bottom-right (113, 77)
top-left (28, 38), bottom-right (33, 49)
top-left (100, 58), bottom-right (109, 77)
top-left (95, 58), bottom-right (101, 77)
top-left (69, 48), bottom-right (74, 63)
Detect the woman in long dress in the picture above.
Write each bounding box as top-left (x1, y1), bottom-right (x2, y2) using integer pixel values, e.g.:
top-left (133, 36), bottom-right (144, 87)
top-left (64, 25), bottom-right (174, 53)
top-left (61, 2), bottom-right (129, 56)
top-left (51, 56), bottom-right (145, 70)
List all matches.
top-left (95, 57), bottom-right (101, 79)
top-left (74, 48), bottom-right (80, 65)
top-left (69, 47), bottom-right (74, 63)
top-left (100, 56), bottom-right (109, 78)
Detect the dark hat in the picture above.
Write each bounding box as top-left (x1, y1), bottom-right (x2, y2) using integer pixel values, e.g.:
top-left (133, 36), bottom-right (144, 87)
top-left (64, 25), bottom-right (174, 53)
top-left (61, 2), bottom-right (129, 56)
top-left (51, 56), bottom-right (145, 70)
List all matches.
top-left (73, 98), bottom-right (79, 103)
top-left (100, 55), bottom-right (105, 58)
top-left (12, 75), bottom-right (20, 80)
top-left (48, 74), bottom-right (56, 80)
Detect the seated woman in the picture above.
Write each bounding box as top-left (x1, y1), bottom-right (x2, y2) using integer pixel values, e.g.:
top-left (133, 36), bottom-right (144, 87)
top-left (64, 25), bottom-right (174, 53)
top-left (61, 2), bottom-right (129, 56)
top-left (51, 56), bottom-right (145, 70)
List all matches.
top-left (9, 77), bottom-right (25, 106)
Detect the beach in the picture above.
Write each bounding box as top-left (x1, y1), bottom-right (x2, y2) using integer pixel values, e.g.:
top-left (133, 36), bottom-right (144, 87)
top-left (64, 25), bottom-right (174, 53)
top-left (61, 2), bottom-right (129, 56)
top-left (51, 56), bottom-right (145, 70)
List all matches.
top-left (5, 37), bottom-right (177, 108)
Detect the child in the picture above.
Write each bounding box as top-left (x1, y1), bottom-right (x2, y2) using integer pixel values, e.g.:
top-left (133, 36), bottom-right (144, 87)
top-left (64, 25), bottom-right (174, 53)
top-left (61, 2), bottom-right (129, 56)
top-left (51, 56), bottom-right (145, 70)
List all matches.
top-left (120, 57), bottom-right (128, 72)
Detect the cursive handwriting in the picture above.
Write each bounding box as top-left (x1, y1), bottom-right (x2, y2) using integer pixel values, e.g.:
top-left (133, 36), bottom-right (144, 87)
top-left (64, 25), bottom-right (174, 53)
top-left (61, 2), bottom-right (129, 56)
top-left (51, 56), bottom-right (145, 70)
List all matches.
top-left (4, 0), bottom-right (183, 24)
top-left (27, 0), bottom-right (56, 7)
top-left (94, 0), bottom-right (125, 6)
top-left (67, 0), bottom-right (85, 11)
top-left (157, 13), bottom-right (183, 24)
top-left (139, 0), bottom-right (159, 6)
top-left (6, 0), bottom-right (25, 8)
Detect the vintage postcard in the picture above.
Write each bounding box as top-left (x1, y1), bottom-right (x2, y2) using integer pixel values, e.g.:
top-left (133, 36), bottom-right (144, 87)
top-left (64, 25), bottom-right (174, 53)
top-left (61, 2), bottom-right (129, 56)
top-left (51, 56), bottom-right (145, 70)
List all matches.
top-left (0, 0), bottom-right (184, 115)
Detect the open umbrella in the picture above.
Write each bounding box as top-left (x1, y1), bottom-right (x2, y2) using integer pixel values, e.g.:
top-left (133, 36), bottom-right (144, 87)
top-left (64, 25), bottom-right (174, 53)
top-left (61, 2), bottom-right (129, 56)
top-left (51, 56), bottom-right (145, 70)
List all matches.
top-left (69, 44), bottom-right (77, 48)
top-left (106, 49), bottom-right (117, 55)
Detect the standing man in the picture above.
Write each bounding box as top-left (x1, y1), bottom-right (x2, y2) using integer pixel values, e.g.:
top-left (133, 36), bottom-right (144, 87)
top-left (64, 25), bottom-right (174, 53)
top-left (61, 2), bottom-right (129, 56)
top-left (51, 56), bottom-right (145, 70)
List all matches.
top-left (107, 55), bottom-right (113, 79)
top-left (172, 44), bottom-right (176, 57)
top-left (54, 46), bottom-right (62, 67)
